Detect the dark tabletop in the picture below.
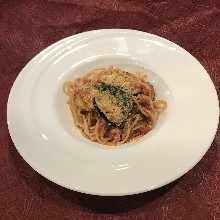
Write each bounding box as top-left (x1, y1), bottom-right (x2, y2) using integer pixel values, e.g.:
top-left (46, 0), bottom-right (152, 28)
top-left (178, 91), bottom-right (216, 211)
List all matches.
top-left (1, 0), bottom-right (220, 219)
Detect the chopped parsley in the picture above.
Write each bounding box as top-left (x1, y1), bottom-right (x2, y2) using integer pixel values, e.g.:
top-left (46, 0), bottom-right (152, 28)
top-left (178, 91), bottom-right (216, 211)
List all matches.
top-left (96, 83), bottom-right (133, 114)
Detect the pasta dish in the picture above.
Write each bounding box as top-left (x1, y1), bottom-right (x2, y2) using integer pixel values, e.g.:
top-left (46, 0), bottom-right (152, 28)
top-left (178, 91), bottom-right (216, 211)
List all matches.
top-left (63, 66), bottom-right (167, 146)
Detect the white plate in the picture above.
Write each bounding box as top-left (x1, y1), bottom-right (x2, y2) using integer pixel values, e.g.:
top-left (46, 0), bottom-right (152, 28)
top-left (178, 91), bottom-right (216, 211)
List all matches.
top-left (7, 29), bottom-right (219, 196)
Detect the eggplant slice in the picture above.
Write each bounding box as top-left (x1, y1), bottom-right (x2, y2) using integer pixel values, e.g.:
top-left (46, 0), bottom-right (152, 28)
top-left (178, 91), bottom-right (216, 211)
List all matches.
top-left (93, 99), bottom-right (120, 128)
top-left (93, 83), bottom-right (134, 127)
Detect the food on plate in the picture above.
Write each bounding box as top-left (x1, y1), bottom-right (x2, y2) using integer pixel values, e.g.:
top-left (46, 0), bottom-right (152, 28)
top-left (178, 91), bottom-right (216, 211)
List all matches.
top-left (63, 66), bottom-right (167, 146)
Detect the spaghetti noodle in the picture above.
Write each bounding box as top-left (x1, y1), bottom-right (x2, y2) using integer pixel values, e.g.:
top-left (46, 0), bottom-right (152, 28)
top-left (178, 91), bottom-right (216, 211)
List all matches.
top-left (63, 66), bottom-right (167, 146)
